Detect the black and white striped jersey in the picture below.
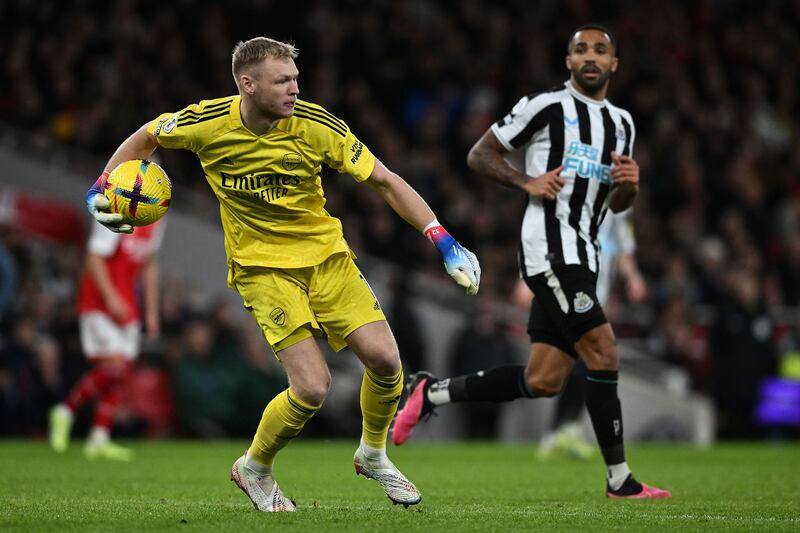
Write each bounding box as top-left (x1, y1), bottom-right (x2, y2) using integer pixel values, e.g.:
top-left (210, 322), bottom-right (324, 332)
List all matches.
top-left (491, 81), bottom-right (635, 277)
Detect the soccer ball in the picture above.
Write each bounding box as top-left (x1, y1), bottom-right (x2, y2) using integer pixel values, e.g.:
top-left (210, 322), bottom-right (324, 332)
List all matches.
top-left (104, 159), bottom-right (171, 226)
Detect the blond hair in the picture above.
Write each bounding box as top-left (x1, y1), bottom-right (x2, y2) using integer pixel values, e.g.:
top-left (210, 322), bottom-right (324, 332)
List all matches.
top-left (231, 37), bottom-right (299, 85)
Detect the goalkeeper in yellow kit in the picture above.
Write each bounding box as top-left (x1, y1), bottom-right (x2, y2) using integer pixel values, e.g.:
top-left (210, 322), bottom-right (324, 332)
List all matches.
top-left (85, 37), bottom-right (480, 512)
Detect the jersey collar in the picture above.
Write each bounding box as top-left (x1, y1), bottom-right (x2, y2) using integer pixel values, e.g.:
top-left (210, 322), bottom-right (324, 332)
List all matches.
top-left (565, 80), bottom-right (608, 106)
top-left (230, 95), bottom-right (244, 128)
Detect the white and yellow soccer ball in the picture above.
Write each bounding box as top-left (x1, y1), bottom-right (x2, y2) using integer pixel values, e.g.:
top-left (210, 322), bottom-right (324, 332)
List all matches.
top-left (104, 159), bottom-right (172, 226)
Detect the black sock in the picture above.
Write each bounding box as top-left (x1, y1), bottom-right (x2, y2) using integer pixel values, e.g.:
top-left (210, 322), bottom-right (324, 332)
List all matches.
top-left (585, 370), bottom-right (625, 466)
top-left (447, 365), bottom-right (535, 403)
top-left (552, 361), bottom-right (587, 429)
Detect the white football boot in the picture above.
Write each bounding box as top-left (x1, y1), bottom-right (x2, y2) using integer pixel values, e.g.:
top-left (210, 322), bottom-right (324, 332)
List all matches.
top-left (230, 455), bottom-right (296, 512)
top-left (353, 446), bottom-right (421, 507)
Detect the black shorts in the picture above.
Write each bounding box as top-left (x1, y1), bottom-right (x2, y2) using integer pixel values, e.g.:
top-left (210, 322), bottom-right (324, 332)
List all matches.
top-left (524, 264), bottom-right (608, 358)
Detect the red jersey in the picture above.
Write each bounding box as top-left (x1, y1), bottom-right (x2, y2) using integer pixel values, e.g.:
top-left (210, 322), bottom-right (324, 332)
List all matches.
top-left (77, 219), bottom-right (165, 324)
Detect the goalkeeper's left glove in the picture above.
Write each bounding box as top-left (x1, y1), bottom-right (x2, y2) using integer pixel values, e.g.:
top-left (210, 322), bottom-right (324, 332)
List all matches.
top-left (424, 221), bottom-right (481, 295)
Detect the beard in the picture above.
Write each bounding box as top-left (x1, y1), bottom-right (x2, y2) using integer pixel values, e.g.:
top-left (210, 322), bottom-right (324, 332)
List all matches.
top-left (573, 68), bottom-right (611, 95)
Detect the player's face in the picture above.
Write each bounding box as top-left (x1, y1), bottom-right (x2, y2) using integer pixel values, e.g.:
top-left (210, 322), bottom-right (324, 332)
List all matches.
top-left (248, 57), bottom-right (300, 119)
top-left (566, 30), bottom-right (618, 96)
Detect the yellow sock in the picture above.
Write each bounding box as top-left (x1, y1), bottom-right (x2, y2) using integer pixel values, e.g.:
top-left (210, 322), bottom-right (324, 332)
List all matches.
top-left (360, 367), bottom-right (403, 448)
top-left (248, 388), bottom-right (320, 466)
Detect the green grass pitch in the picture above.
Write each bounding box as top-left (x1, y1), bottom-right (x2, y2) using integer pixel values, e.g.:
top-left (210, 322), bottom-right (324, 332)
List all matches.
top-left (2, 440), bottom-right (799, 532)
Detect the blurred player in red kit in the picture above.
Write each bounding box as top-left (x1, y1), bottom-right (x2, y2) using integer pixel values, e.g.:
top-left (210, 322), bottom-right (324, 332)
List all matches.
top-left (49, 217), bottom-right (165, 460)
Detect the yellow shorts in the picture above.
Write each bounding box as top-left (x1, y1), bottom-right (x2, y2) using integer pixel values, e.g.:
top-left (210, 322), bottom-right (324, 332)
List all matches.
top-left (230, 251), bottom-right (386, 356)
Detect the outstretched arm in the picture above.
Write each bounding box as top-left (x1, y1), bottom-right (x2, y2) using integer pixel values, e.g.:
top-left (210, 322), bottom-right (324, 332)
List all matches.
top-left (365, 160), bottom-right (481, 295)
top-left (364, 159), bottom-right (437, 231)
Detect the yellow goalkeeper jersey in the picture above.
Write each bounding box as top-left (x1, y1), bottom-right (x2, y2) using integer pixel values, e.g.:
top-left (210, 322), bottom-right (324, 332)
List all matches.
top-left (147, 96), bottom-right (375, 269)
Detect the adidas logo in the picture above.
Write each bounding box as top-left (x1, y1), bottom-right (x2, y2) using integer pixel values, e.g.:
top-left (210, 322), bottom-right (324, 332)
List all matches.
top-left (379, 395), bottom-right (401, 405)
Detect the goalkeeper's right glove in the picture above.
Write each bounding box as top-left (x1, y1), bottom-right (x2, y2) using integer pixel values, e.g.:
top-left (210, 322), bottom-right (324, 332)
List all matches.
top-left (424, 221), bottom-right (481, 295)
top-left (86, 171), bottom-right (132, 234)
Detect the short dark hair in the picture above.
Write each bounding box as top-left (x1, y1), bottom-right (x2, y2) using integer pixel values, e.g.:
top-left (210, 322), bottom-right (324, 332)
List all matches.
top-left (568, 24), bottom-right (618, 54)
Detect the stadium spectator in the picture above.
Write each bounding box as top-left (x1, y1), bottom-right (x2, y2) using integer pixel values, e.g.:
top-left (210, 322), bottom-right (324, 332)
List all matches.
top-left (172, 311), bottom-right (287, 438)
top-left (0, 241), bottom-right (17, 315)
top-left (710, 266), bottom-right (778, 438)
top-left (0, 316), bottom-right (47, 435)
top-left (173, 316), bottom-right (235, 438)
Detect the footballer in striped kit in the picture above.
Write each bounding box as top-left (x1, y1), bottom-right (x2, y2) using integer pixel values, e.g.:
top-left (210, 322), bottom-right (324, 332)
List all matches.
top-left (104, 159), bottom-right (172, 226)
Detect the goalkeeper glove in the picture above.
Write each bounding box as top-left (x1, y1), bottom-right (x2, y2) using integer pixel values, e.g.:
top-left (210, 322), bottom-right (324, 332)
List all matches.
top-left (424, 221), bottom-right (481, 295)
top-left (86, 171), bottom-right (133, 234)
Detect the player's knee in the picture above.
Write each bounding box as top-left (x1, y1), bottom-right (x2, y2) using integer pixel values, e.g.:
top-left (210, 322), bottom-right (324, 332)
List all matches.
top-left (363, 348), bottom-right (402, 376)
top-left (525, 372), bottom-right (563, 397)
top-left (577, 325), bottom-right (619, 370)
top-left (582, 345), bottom-right (618, 370)
top-left (295, 387), bottom-right (328, 407)
top-left (294, 377), bottom-right (331, 407)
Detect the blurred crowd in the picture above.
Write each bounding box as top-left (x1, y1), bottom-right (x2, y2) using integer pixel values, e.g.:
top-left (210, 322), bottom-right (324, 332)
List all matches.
top-left (2, 0), bottom-right (800, 439)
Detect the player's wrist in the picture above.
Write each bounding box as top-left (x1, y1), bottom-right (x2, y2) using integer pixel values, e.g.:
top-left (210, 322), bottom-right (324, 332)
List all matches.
top-left (86, 171), bottom-right (110, 212)
top-left (423, 219), bottom-right (457, 256)
top-left (95, 171), bottom-right (110, 187)
top-left (513, 172), bottom-right (532, 190)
